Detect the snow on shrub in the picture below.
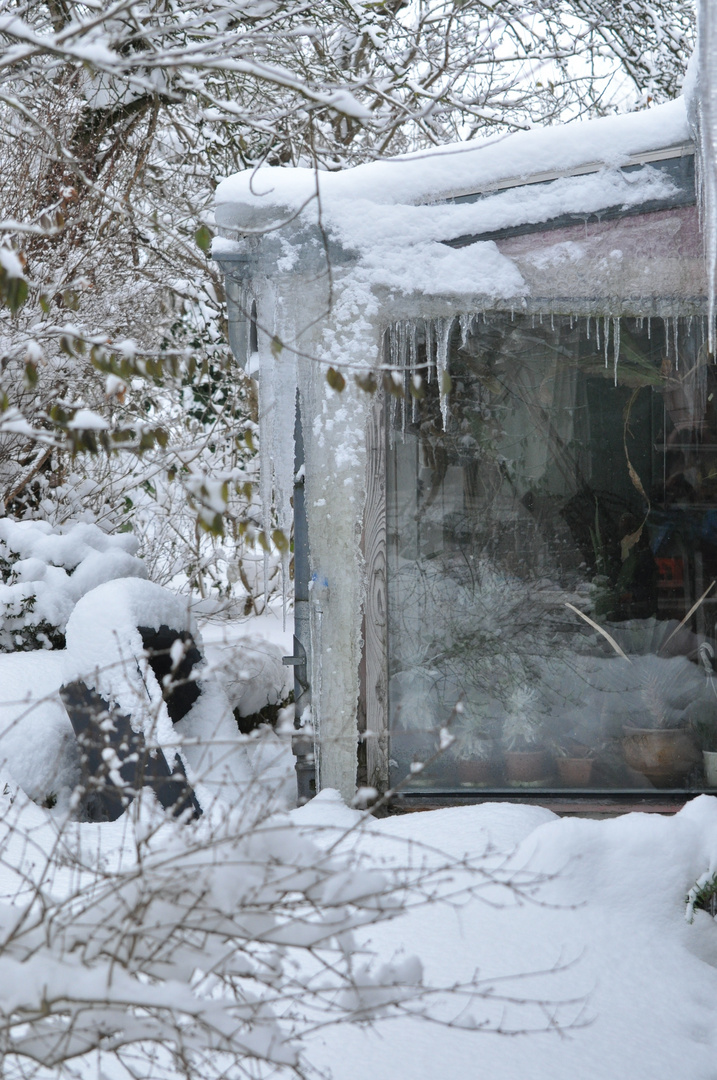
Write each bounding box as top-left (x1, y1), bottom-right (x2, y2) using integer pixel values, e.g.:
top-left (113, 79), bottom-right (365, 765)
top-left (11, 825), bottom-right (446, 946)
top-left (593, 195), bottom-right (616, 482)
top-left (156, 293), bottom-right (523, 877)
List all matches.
top-left (62, 578), bottom-right (253, 805)
top-left (0, 519), bottom-right (146, 651)
top-left (0, 784), bottom-right (428, 1080)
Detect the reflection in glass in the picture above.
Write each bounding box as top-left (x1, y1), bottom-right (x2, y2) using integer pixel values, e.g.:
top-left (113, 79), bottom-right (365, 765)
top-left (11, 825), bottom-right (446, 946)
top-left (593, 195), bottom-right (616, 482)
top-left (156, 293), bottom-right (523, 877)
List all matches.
top-left (387, 314), bottom-right (717, 792)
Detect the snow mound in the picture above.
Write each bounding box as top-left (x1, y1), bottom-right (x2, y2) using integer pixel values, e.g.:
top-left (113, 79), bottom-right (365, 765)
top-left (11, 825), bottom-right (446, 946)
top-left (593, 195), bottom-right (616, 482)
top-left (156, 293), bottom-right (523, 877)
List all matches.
top-left (299, 795), bottom-right (717, 1080)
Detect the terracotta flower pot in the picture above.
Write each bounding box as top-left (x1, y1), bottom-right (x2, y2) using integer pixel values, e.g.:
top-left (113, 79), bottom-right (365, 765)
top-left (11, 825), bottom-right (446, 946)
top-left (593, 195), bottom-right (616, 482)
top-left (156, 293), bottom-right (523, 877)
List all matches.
top-left (556, 757), bottom-right (593, 786)
top-left (456, 759), bottom-right (492, 785)
top-left (505, 748), bottom-right (550, 783)
top-left (622, 728), bottom-right (701, 787)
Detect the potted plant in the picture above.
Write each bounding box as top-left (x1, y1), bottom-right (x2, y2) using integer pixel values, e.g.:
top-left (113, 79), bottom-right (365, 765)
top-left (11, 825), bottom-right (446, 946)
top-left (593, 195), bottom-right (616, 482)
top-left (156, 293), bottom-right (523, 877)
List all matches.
top-left (502, 687), bottom-right (550, 784)
top-left (554, 737), bottom-right (595, 787)
top-left (619, 658), bottom-right (702, 787)
top-left (451, 727), bottom-right (496, 786)
top-left (565, 604), bottom-right (702, 788)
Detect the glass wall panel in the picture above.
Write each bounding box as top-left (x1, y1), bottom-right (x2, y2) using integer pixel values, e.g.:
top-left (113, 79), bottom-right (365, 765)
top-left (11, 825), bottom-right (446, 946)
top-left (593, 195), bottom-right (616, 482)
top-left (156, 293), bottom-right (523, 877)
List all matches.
top-left (387, 314), bottom-right (717, 793)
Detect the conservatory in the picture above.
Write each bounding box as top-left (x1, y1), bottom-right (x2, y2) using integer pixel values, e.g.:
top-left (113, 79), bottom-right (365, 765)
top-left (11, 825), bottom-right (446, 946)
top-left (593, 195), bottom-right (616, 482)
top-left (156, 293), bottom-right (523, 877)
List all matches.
top-left (214, 92), bottom-right (717, 810)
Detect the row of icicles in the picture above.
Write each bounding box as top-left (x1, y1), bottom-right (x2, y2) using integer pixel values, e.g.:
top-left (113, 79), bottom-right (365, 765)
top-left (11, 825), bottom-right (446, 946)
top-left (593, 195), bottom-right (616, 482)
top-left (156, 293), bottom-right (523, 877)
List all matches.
top-left (384, 312), bottom-right (713, 432)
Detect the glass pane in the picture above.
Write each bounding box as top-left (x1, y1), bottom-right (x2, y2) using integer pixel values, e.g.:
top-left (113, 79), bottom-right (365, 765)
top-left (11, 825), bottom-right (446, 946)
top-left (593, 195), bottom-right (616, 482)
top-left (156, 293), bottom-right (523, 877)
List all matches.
top-left (387, 314), bottom-right (717, 793)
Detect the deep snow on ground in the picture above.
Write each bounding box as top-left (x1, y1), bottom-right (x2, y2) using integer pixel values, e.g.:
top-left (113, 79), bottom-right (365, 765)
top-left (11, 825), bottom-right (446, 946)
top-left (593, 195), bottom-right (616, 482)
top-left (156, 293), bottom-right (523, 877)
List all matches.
top-left (295, 792), bottom-right (717, 1080)
top-left (1, 602), bottom-right (717, 1078)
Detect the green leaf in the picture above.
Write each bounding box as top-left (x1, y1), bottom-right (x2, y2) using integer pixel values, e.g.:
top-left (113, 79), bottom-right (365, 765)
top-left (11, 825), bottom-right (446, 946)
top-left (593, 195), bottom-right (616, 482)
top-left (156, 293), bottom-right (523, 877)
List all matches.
top-left (195, 224), bottom-right (213, 252)
top-left (409, 373), bottom-right (426, 400)
top-left (383, 371), bottom-right (404, 399)
top-left (6, 277), bottom-right (28, 314)
top-left (272, 528), bottom-right (289, 553)
top-left (24, 361), bottom-right (38, 387)
top-left (354, 371), bottom-right (377, 394)
top-left (326, 366), bottom-right (346, 392)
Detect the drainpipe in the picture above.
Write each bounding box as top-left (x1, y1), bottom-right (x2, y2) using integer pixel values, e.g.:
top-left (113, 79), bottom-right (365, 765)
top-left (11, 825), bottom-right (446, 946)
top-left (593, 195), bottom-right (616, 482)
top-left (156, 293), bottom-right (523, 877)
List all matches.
top-left (282, 392), bottom-right (315, 803)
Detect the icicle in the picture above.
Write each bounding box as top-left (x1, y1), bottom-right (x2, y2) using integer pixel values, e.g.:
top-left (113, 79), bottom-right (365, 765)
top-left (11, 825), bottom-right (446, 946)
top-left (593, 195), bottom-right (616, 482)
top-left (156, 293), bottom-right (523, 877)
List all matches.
top-left (398, 321), bottom-right (408, 435)
top-left (459, 313), bottom-right (471, 349)
top-left (674, 317), bottom-right (679, 370)
top-left (389, 322), bottom-right (399, 370)
top-left (596, 317), bottom-right (600, 352)
top-left (539, 312), bottom-right (543, 324)
top-left (604, 314), bottom-right (610, 368)
top-left (586, 315), bottom-right (591, 341)
top-left (409, 321), bottom-right (419, 424)
top-left (511, 306), bottom-right (515, 322)
top-left (569, 313), bottom-right (574, 330)
top-left (550, 313), bottom-right (555, 331)
top-left (613, 316), bottom-right (621, 386)
top-left (664, 317), bottom-right (671, 360)
top-left (425, 320), bottom-right (434, 383)
top-left (531, 314), bottom-right (535, 328)
top-left (399, 319), bottom-right (408, 370)
top-left (435, 316), bottom-right (453, 430)
top-left (647, 316), bottom-right (651, 340)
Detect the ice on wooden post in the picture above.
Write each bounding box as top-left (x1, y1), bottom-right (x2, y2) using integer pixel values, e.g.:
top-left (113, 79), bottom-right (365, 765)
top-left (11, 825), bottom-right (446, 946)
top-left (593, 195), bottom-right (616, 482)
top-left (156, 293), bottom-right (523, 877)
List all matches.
top-left (689, 0), bottom-right (717, 352)
top-left (256, 277), bottom-right (297, 618)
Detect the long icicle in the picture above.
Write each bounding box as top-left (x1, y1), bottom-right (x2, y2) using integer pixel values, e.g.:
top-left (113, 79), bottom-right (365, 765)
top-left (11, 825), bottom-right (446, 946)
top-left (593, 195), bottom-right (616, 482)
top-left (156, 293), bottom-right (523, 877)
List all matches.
top-left (604, 314), bottom-right (610, 368)
top-left (436, 316), bottom-right (453, 431)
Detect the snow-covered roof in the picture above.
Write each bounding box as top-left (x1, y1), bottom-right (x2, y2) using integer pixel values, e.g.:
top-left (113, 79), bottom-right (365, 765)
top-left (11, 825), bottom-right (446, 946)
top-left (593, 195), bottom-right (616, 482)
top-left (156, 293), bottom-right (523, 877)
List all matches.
top-left (214, 98), bottom-right (700, 312)
top-left (216, 98), bottom-right (691, 216)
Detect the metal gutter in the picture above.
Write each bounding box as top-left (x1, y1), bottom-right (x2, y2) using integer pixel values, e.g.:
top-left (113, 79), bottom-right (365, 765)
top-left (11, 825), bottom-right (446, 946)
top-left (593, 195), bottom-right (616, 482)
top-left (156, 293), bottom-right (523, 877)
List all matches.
top-left (435, 141), bottom-right (695, 205)
top-left (441, 151), bottom-right (696, 248)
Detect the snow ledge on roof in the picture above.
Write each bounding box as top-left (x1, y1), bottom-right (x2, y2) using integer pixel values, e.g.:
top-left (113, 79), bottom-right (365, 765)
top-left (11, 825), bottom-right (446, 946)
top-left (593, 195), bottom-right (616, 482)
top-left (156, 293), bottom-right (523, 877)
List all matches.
top-left (215, 97), bottom-right (692, 218)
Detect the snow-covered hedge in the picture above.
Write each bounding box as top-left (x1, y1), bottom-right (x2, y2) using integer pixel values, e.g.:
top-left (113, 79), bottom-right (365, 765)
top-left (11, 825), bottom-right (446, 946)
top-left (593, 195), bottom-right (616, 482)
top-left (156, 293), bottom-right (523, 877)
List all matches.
top-left (0, 519), bottom-right (146, 650)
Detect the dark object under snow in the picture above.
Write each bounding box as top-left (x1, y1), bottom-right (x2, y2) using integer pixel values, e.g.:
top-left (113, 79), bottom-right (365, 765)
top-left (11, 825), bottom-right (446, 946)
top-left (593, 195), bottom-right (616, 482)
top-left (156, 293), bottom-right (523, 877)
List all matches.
top-left (60, 621), bottom-right (205, 823)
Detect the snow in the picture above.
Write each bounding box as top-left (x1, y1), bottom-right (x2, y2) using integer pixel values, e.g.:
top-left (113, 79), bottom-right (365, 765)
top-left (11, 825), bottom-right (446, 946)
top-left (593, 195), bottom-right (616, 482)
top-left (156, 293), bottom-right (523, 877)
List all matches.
top-left (294, 792), bottom-right (717, 1080)
top-left (1, 594), bottom-right (717, 1077)
top-left (0, 651), bottom-right (77, 808)
top-left (0, 246), bottom-right (24, 278)
top-left (0, 583), bottom-right (297, 814)
top-left (62, 578), bottom-right (254, 803)
top-left (215, 98), bottom-right (690, 214)
top-left (0, 519), bottom-right (146, 648)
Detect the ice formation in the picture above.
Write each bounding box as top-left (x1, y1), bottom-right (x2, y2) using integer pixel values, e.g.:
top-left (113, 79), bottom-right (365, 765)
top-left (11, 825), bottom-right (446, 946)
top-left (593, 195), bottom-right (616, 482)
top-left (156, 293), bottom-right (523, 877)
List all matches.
top-left (689, 0), bottom-right (717, 350)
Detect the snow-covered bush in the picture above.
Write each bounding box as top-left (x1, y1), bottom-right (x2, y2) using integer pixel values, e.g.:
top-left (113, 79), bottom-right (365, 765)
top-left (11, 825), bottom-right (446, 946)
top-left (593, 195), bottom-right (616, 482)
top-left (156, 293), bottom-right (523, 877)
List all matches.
top-left (0, 519), bottom-right (146, 651)
top-left (0, 785), bottom-right (422, 1080)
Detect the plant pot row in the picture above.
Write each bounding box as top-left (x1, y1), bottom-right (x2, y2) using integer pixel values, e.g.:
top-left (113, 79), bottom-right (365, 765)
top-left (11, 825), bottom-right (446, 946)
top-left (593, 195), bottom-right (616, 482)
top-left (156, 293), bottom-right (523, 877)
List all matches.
top-left (457, 751), bottom-right (593, 787)
top-left (457, 735), bottom-right (717, 790)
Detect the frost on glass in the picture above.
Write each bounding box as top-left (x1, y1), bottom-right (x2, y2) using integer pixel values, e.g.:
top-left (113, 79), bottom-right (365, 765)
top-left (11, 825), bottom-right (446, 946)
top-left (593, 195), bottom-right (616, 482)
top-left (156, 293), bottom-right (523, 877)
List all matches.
top-left (387, 313), bottom-right (717, 793)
